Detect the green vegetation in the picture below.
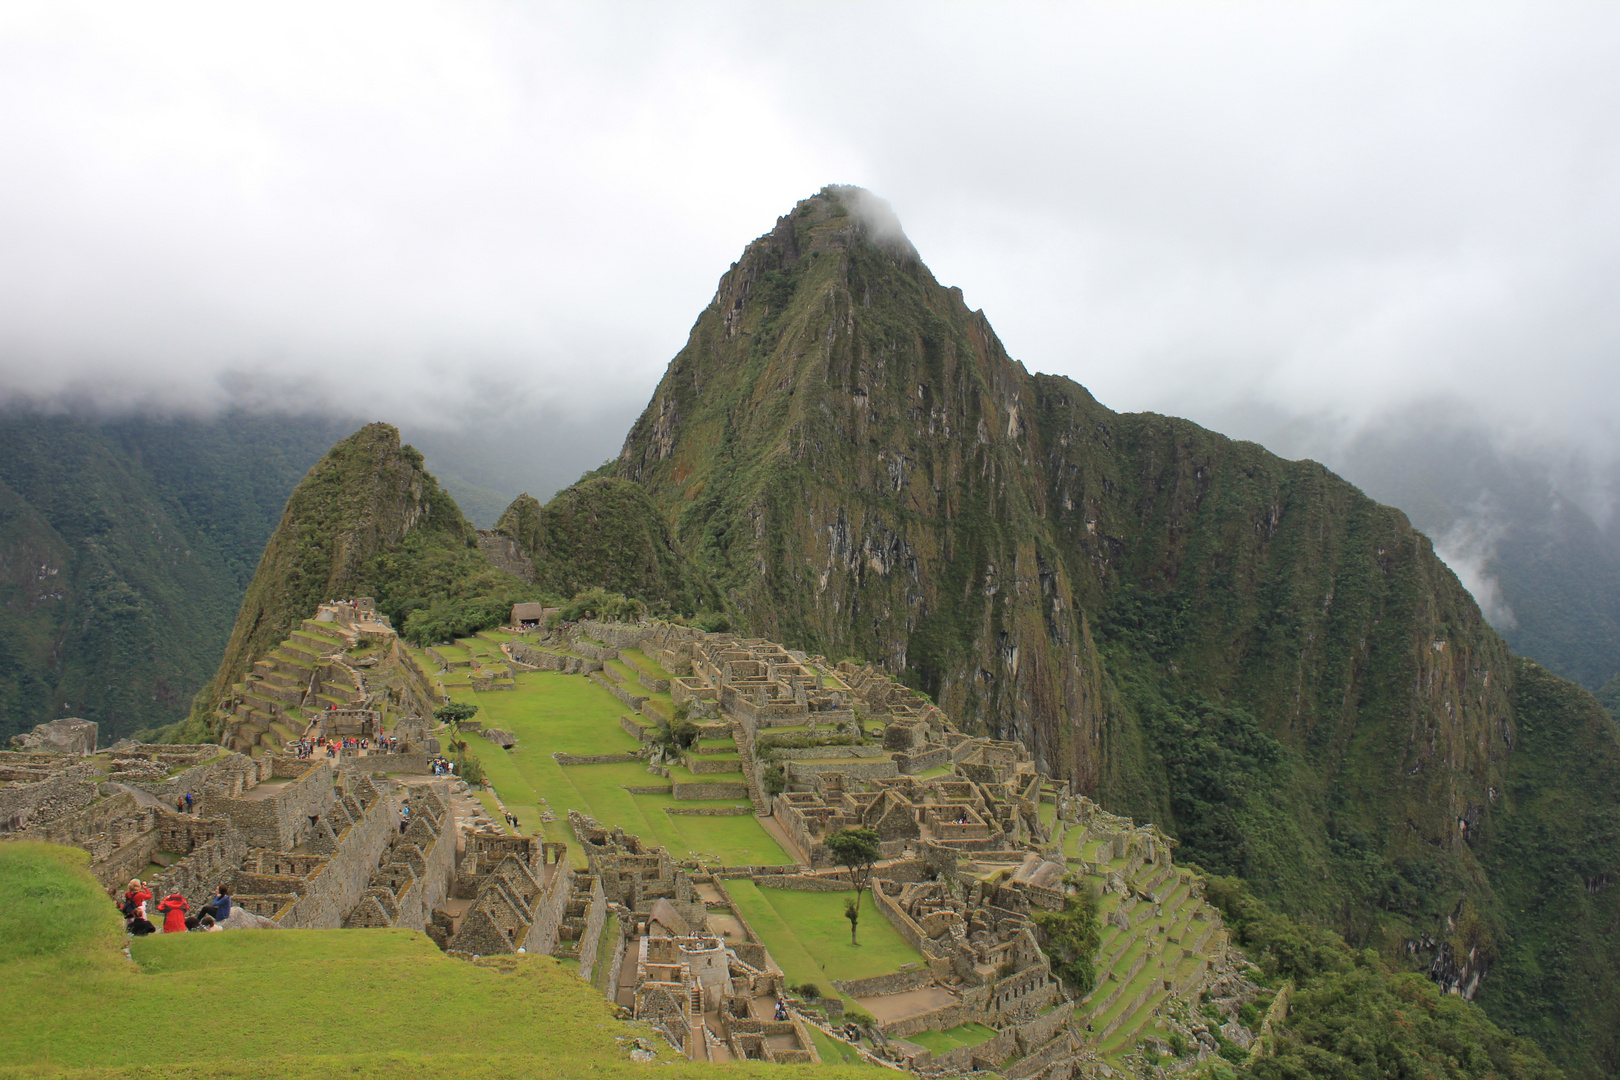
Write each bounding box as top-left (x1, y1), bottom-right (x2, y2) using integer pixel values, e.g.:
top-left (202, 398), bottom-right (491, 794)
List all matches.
top-left (495, 481), bottom-right (716, 618)
top-left (433, 657), bottom-right (789, 866)
top-left (725, 879), bottom-right (923, 991)
top-left (905, 1022), bottom-right (997, 1054)
top-left (0, 411), bottom-right (349, 742)
top-left (182, 423), bottom-right (526, 740)
top-left (1204, 876), bottom-right (1560, 1080)
top-left (404, 591), bottom-right (539, 646)
top-left (824, 827), bottom-right (882, 945)
top-left (1031, 887), bottom-right (1101, 994)
top-left (0, 842), bottom-right (865, 1080)
top-left (556, 585), bottom-right (647, 623)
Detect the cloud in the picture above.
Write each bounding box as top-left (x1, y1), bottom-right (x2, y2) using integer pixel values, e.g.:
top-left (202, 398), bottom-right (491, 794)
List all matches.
top-left (1433, 501), bottom-right (1518, 630)
top-left (0, 1), bottom-right (1616, 494)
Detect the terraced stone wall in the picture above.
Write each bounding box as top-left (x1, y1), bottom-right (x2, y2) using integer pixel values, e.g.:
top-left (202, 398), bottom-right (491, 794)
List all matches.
top-left (200, 760), bottom-right (336, 849)
top-left (275, 783), bottom-right (395, 928)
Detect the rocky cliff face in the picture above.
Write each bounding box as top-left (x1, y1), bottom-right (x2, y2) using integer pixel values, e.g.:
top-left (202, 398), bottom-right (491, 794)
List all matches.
top-left (598, 187), bottom-right (1618, 1071)
top-left (186, 422), bottom-right (507, 736)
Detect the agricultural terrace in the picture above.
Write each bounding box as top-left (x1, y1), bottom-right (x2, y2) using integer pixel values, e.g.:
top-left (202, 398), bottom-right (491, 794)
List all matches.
top-left (726, 879), bottom-right (925, 1000)
top-left (0, 843), bottom-right (863, 1080)
top-left (405, 635), bottom-right (790, 870)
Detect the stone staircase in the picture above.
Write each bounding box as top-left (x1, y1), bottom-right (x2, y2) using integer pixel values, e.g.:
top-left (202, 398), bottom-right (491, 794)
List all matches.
top-left (726, 719), bottom-right (773, 817)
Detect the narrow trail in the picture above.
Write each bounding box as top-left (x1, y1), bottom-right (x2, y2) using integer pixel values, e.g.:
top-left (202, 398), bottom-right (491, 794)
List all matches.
top-left (105, 782), bottom-right (174, 812)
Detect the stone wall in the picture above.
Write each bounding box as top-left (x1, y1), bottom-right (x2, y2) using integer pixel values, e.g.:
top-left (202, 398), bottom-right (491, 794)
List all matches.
top-left (592, 671), bottom-right (647, 712)
top-left (523, 863), bottom-right (575, 955)
top-left (554, 752), bottom-right (642, 766)
top-left (832, 968), bottom-right (937, 998)
top-left (620, 716), bottom-right (652, 742)
top-left (670, 779), bottom-right (750, 800)
top-left (152, 815), bottom-right (250, 909)
top-left (275, 782), bottom-right (396, 928)
top-left (765, 745), bottom-right (888, 761)
top-left (894, 745), bottom-right (952, 774)
top-left (508, 642), bottom-right (602, 675)
top-left (785, 758), bottom-right (898, 782)
top-left (0, 772), bottom-right (99, 833)
top-left (686, 756), bottom-right (744, 775)
top-left (200, 761), bottom-right (337, 850)
top-left (635, 669), bottom-right (671, 694)
top-left (576, 874), bottom-right (610, 986)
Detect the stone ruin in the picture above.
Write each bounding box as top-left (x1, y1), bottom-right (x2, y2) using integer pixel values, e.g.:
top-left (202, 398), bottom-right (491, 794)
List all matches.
top-left (10, 717), bottom-right (98, 756)
top-left (2, 607), bottom-right (1262, 1075)
top-left (567, 811), bottom-right (819, 1065)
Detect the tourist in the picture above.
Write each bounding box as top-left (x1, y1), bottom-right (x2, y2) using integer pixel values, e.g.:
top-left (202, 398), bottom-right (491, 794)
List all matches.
top-left (399, 807), bottom-right (410, 835)
top-left (184, 792), bottom-right (194, 813)
top-left (775, 1000), bottom-right (789, 1022)
top-left (127, 902), bottom-right (157, 937)
top-left (122, 878), bottom-right (152, 918)
top-left (198, 915), bottom-right (221, 932)
top-left (200, 884), bottom-right (232, 924)
top-left (156, 892), bottom-right (190, 933)
top-left (175, 797), bottom-right (184, 813)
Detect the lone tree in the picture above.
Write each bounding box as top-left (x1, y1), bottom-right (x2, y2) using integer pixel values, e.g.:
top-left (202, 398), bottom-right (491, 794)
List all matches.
top-left (825, 826), bottom-right (882, 945)
top-left (432, 702), bottom-right (484, 783)
top-left (434, 701), bottom-right (480, 726)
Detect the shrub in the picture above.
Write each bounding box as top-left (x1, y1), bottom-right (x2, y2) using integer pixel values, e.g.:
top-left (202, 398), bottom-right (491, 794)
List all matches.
top-left (1031, 885), bottom-right (1101, 994)
top-left (793, 982), bottom-right (822, 999)
top-left (554, 587), bottom-right (646, 624)
top-left (762, 763), bottom-right (787, 796)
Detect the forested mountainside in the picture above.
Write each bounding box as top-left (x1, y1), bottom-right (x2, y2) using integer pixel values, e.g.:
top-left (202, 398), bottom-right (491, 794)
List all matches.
top-left (0, 411), bottom-right (350, 742)
top-left (1315, 422), bottom-right (1620, 694)
top-left (494, 187), bottom-right (1618, 1076)
top-left (180, 422), bottom-right (524, 740)
top-left (493, 479), bottom-right (714, 616)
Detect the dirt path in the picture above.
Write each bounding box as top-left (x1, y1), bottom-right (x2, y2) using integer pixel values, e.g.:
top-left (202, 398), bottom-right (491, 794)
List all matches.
top-left (855, 986), bottom-right (959, 1024)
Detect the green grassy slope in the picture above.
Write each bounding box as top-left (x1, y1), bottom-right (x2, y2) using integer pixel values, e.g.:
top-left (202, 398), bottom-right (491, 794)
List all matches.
top-left (725, 879), bottom-right (923, 992)
top-left (427, 655), bottom-right (789, 866)
top-left (0, 842), bottom-right (860, 1079)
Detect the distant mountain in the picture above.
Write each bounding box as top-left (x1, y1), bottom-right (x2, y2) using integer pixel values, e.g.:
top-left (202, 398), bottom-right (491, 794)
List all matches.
top-left (1335, 424), bottom-right (1620, 692)
top-left (0, 411), bottom-right (351, 742)
top-left (182, 421), bottom-right (526, 738)
top-left (495, 186), bottom-right (1619, 1076)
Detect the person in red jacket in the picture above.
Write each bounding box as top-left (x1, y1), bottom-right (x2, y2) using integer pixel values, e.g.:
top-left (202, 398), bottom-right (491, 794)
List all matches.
top-left (157, 893), bottom-right (189, 933)
top-left (121, 878), bottom-right (152, 918)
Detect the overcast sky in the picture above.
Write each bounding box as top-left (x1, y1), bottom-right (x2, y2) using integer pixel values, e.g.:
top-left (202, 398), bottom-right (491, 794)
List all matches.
top-left (2, 1), bottom-right (1617, 495)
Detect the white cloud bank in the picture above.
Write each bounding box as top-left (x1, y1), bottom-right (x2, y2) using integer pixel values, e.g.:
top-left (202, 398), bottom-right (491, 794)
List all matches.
top-left (0, 0), bottom-right (1615, 477)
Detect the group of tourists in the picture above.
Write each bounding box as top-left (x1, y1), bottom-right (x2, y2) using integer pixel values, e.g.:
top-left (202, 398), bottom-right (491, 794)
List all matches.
top-left (173, 791), bottom-right (196, 814)
top-left (429, 757), bottom-right (456, 777)
top-left (502, 811), bottom-right (520, 830)
top-left (292, 734), bottom-right (405, 760)
top-left (116, 879), bottom-right (234, 936)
